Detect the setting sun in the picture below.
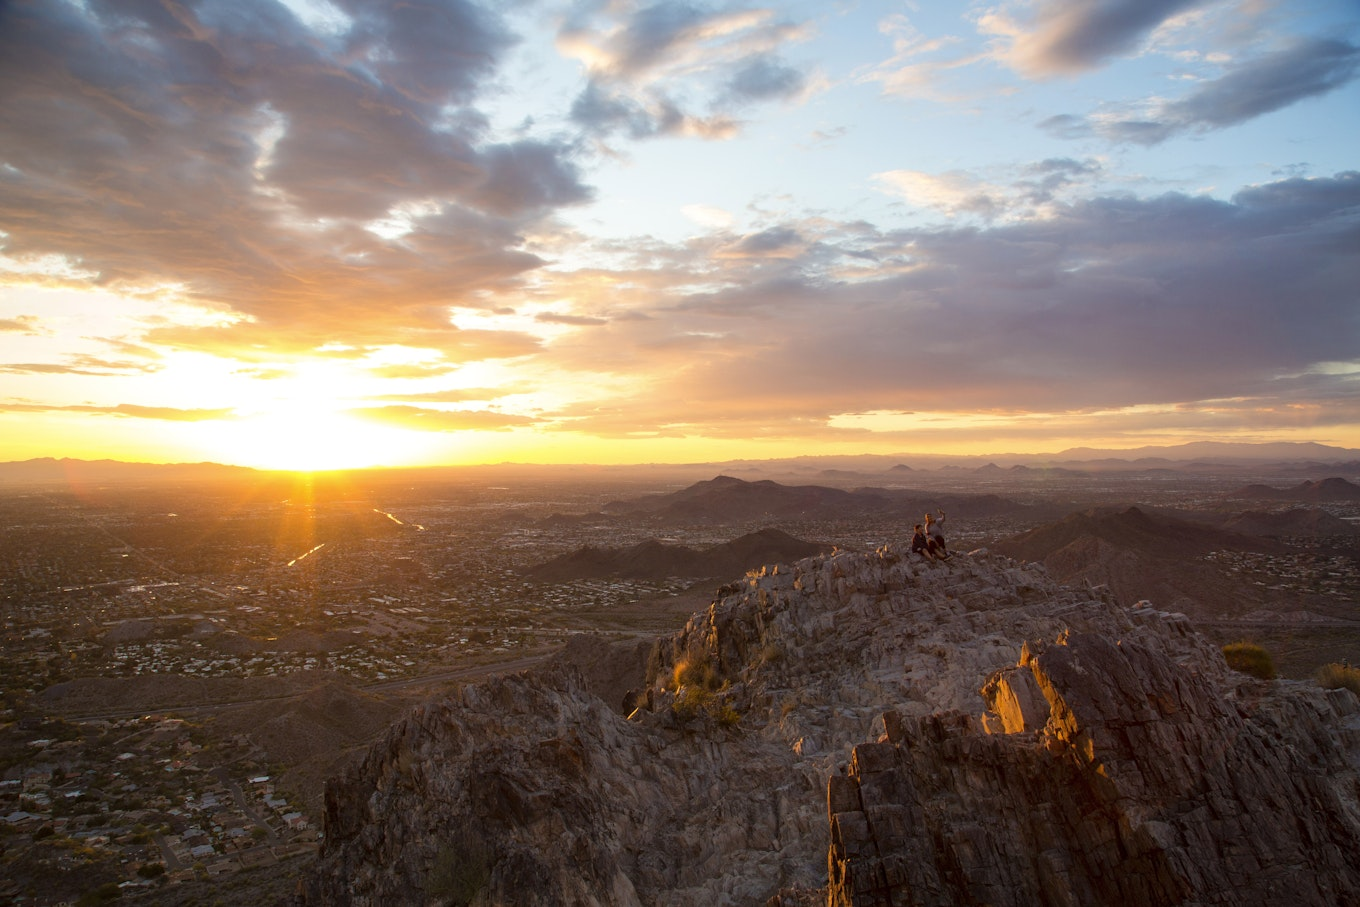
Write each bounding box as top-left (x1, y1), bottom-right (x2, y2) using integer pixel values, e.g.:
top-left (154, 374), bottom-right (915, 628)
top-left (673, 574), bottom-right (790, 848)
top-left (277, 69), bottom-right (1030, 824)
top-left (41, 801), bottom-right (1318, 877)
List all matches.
top-left (202, 407), bottom-right (417, 472)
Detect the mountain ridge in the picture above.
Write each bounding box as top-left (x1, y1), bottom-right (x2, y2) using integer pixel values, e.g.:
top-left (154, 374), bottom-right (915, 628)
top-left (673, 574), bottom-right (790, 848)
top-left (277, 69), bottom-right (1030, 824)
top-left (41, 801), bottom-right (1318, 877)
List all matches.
top-left (290, 545), bottom-right (1360, 905)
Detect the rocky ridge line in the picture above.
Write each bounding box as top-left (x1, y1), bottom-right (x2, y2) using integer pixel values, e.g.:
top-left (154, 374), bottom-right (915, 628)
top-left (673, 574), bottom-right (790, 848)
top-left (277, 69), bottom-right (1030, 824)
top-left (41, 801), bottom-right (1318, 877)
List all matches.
top-left (290, 544), bottom-right (1360, 905)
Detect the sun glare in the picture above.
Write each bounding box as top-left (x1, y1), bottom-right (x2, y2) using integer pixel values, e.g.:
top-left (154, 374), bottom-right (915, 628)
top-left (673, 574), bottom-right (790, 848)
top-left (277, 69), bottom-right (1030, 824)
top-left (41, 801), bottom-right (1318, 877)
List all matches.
top-left (216, 409), bottom-right (384, 470)
top-left (190, 392), bottom-right (440, 471)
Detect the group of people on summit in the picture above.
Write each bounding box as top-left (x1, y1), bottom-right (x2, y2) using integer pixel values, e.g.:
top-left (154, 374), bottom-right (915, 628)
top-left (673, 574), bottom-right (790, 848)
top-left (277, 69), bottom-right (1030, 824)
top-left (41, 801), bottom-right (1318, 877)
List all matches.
top-left (910, 509), bottom-right (950, 560)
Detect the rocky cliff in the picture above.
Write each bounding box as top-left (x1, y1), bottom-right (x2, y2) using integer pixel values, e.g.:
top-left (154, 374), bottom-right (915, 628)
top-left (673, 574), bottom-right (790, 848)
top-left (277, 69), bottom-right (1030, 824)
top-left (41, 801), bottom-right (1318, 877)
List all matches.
top-left (289, 544), bottom-right (1360, 906)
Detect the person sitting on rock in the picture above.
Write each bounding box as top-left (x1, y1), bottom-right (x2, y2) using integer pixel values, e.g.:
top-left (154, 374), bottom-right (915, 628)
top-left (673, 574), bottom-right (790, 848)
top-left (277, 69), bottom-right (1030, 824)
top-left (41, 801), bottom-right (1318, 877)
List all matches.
top-left (924, 509), bottom-right (950, 559)
top-left (910, 523), bottom-right (935, 559)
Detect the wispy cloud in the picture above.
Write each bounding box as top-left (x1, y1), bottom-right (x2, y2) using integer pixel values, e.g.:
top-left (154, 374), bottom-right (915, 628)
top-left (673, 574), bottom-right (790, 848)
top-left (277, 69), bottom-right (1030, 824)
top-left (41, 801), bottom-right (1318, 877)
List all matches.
top-left (981, 0), bottom-right (1210, 78)
top-left (0, 355), bottom-right (161, 376)
top-left (1043, 37), bottom-right (1360, 144)
top-left (351, 405), bottom-right (536, 431)
top-left (0, 402), bottom-right (233, 421)
top-left (0, 315), bottom-right (43, 334)
top-left (560, 2), bottom-right (815, 140)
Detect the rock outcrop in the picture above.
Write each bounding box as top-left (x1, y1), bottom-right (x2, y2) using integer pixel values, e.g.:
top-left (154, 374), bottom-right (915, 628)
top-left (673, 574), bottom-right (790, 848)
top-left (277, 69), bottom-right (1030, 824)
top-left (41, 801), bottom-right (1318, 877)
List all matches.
top-left (828, 634), bottom-right (1360, 905)
top-left (290, 544), bottom-right (1360, 906)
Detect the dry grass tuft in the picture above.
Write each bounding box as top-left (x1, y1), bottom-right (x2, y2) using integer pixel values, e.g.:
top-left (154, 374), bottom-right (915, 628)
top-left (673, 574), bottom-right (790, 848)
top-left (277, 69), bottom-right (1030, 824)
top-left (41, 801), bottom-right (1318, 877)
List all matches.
top-left (1222, 641), bottom-right (1276, 680)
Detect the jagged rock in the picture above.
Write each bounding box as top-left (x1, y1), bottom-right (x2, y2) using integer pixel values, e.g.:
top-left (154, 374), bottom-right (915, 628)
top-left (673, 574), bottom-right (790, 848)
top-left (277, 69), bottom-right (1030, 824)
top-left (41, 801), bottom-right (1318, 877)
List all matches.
top-left (289, 545), bottom-right (1360, 906)
top-left (828, 633), bottom-right (1360, 906)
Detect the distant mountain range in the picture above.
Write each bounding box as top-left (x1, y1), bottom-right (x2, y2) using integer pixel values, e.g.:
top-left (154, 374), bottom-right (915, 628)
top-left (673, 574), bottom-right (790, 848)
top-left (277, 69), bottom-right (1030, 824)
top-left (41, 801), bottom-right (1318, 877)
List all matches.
top-left (2, 440), bottom-right (1357, 485)
top-left (0, 457), bottom-right (256, 485)
top-left (525, 527), bottom-right (831, 582)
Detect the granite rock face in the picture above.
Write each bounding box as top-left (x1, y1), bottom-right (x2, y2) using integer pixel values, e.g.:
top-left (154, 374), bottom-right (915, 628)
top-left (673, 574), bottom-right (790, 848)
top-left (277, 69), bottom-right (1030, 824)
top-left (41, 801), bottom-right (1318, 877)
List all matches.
top-left (290, 545), bottom-right (1360, 906)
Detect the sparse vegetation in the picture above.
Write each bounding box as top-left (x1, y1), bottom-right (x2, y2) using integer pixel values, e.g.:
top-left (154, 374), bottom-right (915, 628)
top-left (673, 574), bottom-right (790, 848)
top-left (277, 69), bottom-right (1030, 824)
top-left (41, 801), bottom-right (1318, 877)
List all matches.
top-left (673, 654), bottom-right (719, 691)
top-left (1222, 642), bottom-right (1276, 680)
top-left (672, 685), bottom-right (715, 722)
top-left (1316, 662), bottom-right (1360, 697)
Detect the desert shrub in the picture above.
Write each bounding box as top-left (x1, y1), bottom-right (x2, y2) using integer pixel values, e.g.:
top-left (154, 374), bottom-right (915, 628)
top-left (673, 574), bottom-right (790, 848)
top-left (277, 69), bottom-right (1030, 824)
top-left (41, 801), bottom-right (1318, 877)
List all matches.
top-left (673, 655), bottom-right (719, 691)
top-left (1316, 662), bottom-right (1360, 697)
top-left (672, 686), bottom-right (742, 727)
top-left (1222, 642), bottom-right (1276, 680)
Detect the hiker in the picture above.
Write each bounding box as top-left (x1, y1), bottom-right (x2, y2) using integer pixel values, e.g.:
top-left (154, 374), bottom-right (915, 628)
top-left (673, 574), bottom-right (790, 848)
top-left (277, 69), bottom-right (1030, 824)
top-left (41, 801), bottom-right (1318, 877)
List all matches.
top-left (924, 509), bottom-right (949, 559)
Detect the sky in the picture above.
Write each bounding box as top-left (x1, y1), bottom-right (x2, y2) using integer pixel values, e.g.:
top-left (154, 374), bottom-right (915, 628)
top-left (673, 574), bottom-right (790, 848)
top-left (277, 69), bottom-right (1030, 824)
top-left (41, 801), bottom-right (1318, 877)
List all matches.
top-left (1, 0), bottom-right (1357, 471)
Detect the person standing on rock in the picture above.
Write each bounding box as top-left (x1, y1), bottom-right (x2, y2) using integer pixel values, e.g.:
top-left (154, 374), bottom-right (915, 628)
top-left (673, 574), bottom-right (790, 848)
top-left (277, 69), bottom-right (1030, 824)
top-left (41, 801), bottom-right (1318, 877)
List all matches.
top-left (925, 509), bottom-right (950, 559)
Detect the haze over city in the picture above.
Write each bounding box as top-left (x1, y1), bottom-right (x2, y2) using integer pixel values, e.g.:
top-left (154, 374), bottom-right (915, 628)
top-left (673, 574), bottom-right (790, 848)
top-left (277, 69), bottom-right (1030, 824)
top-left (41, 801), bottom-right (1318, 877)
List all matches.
top-left (1, 0), bottom-right (1357, 471)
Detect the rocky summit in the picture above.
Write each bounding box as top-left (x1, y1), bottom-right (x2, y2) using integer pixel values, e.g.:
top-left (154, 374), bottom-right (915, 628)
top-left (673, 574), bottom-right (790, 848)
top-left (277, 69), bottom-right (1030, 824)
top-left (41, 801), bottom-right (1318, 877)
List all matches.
top-left (289, 544), bottom-right (1360, 906)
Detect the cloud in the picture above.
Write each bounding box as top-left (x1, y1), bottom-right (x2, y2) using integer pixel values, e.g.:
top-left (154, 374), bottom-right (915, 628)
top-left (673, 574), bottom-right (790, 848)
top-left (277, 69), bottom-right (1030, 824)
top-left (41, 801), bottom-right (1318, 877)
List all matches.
top-left (872, 162), bottom-right (1104, 220)
top-left (370, 387), bottom-right (527, 403)
top-left (536, 312), bottom-right (609, 326)
top-left (561, 3), bottom-right (813, 140)
top-left (1042, 37), bottom-right (1360, 145)
top-left (0, 0), bottom-right (590, 360)
top-left (1161, 37), bottom-right (1360, 128)
top-left (568, 82), bottom-right (740, 140)
top-left (682, 204), bottom-right (735, 229)
top-left (0, 402), bottom-right (233, 421)
top-left (722, 55), bottom-right (808, 104)
top-left (535, 172), bottom-right (1360, 441)
top-left (0, 354), bottom-right (161, 376)
top-left (721, 226), bottom-right (806, 258)
top-left (558, 4), bottom-right (800, 82)
top-left (363, 362), bottom-right (463, 380)
top-left (860, 13), bottom-right (982, 102)
top-left (463, 141), bottom-right (595, 218)
top-left (1016, 158), bottom-right (1103, 204)
top-left (0, 315), bottom-right (42, 334)
top-left (351, 405), bottom-right (536, 431)
top-left (874, 170), bottom-right (1009, 220)
top-left (985, 0), bottom-right (1209, 78)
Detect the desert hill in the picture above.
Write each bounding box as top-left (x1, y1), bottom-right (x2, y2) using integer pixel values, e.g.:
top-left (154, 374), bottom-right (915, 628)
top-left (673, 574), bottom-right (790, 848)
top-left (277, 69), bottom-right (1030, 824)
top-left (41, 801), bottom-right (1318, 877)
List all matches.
top-left (525, 527), bottom-right (830, 582)
top-left (1227, 476), bottom-right (1360, 501)
top-left (992, 506), bottom-right (1292, 617)
top-left (597, 474), bottom-right (1028, 524)
top-left (291, 544), bottom-right (1360, 906)
top-left (1220, 507), bottom-right (1360, 537)
top-left (997, 505), bottom-right (1282, 561)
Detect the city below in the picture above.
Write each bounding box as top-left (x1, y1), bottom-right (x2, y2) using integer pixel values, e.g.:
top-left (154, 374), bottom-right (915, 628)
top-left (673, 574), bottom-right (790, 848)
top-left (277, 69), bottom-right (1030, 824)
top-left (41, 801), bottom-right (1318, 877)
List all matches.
top-left (2, 453), bottom-right (1358, 905)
